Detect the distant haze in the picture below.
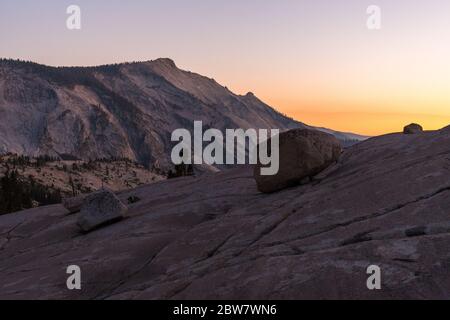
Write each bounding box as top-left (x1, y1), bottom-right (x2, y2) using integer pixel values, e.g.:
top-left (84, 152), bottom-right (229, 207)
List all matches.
top-left (2, 0), bottom-right (450, 135)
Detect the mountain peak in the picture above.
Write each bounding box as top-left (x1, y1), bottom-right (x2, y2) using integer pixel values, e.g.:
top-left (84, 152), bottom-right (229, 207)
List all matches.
top-left (150, 58), bottom-right (177, 68)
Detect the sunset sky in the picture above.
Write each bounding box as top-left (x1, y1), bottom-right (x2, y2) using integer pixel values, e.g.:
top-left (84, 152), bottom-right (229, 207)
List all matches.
top-left (1, 0), bottom-right (450, 135)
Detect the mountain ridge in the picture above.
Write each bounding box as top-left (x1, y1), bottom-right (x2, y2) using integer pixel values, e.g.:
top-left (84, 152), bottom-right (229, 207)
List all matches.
top-left (0, 58), bottom-right (367, 169)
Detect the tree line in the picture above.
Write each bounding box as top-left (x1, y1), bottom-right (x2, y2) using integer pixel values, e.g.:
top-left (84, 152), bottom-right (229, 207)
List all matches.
top-left (0, 170), bottom-right (62, 215)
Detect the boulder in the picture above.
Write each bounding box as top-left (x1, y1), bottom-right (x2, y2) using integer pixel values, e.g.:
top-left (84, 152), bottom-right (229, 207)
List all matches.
top-left (62, 194), bottom-right (88, 214)
top-left (254, 129), bottom-right (341, 193)
top-left (403, 123), bottom-right (423, 134)
top-left (77, 189), bottom-right (127, 232)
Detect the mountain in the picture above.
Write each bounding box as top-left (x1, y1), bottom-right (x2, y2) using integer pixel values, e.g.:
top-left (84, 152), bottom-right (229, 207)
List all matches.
top-left (0, 58), bottom-right (366, 170)
top-left (1, 126), bottom-right (449, 299)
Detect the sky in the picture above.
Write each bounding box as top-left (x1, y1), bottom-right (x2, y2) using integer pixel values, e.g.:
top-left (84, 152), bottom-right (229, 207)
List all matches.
top-left (1, 0), bottom-right (450, 136)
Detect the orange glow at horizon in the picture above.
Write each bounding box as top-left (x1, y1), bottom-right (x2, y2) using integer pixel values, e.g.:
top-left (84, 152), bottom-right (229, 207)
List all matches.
top-left (225, 70), bottom-right (450, 136)
top-left (278, 100), bottom-right (450, 136)
top-left (259, 94), bottom-right (450, 136)
top-left (286, 111), bottom-right (450, 136)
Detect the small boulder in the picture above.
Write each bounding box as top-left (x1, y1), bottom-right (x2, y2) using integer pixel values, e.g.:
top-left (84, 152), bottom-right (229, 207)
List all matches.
top-left (62, 194), bottom-right (88, 214)
top-left (254, 129), bottom-right (341, 193)
top-left (403, 123), bottom-right (423, 134)
top-left (77, 189), bottom-right (127, 233)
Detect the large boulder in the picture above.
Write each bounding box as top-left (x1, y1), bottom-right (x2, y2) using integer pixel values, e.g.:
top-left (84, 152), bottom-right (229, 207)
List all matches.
top-left (77, 189), bottom-right (127, 232)
top-left (403, 123), bottom-right (423, 134)
top-left (254, 129), bottom-right (341, 193)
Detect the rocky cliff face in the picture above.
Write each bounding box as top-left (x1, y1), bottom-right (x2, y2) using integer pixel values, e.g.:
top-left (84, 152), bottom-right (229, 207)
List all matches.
top-left (1, 126), bottom-right (449, 299)
top-left (0, 59), bottom-right (366, 169)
